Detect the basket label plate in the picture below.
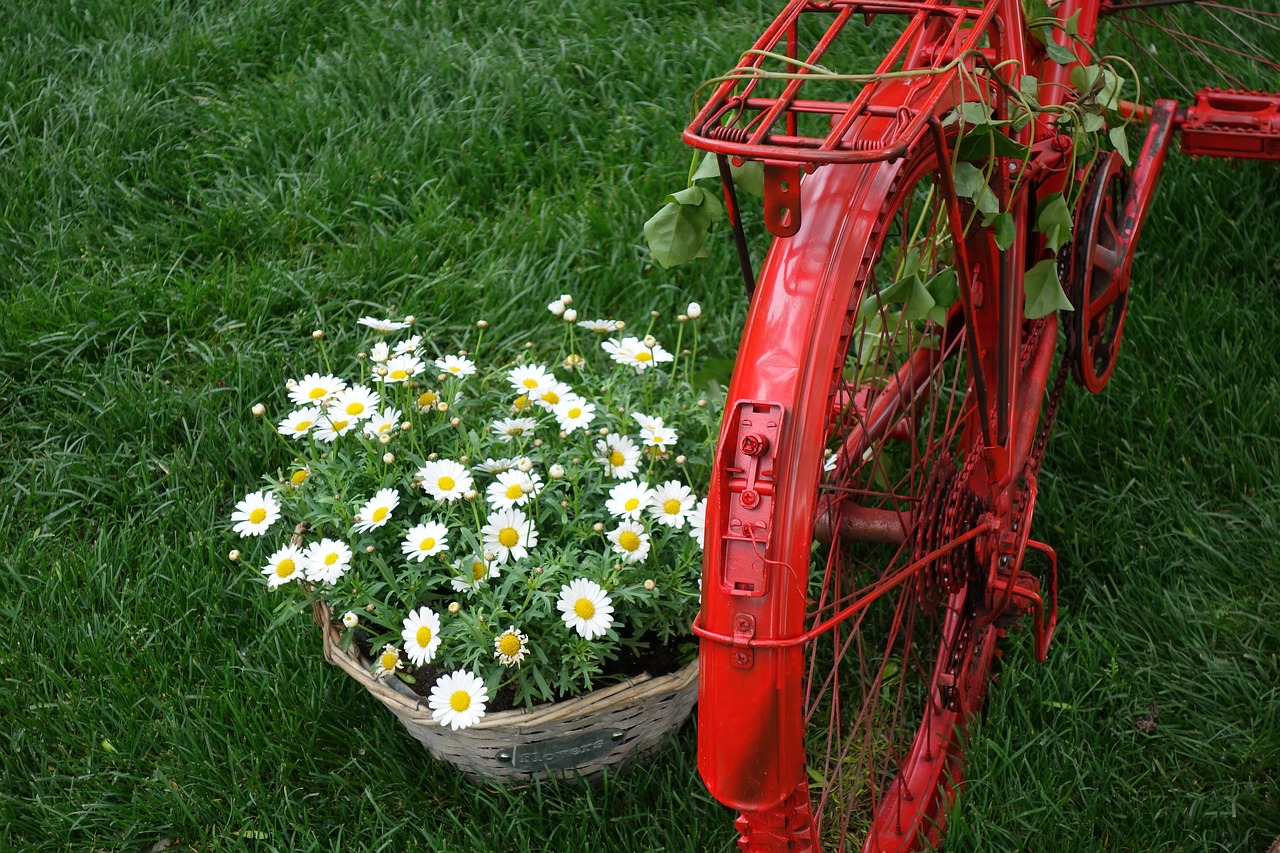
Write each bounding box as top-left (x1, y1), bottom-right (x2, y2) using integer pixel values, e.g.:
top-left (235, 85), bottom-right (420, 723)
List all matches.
top-left (510, 729), bottom-right (623, 772)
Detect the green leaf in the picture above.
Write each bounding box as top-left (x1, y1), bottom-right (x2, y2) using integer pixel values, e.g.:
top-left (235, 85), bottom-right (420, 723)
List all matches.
top-left (1110, 125), bottom-right (1132, 165)
top-left (946, 101), bottom-right (997, 128)
top-left (1099, 68), bottom-right (1125, 111)
top-left (691, 153), bottom-right (721, 182)
top-left (954, 125), bottom-right (1034, 161)
top-left (1063, 10), bottom-right (1081, 35)
top-left (1020, 75), bottom-right (1040, 101)
top-left (1071, 65), bottom-right (1103, 97)
top-left (731, 159), bottom-right (765, 197)
top-left (1083, 112), bottom-right (1106, 133)
top-left (645, 200), bottom-right (710, 268)
top-left (925, 267), bottom-right (959, 308)
top-left (1046, 40), bottom-right (1076, 65)
top-left (900, 275), bottom-right (937, 323)
top-left (1035, 192), bottom-right (1073, 254)
top-left (1024, 259), bottom-right (1074, 318)
top-left (991, 212), bottom-right (1017, 251)
top-left (1022, 0), bottom-right (1053, 24)
top-left (950, 162), bottom-right (1001, 218)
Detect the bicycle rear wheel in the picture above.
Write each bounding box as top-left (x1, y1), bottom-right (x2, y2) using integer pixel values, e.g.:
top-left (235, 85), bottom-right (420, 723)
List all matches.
top-left (699, 139), bottom-right (1009, 852)
top-left (1096, 0), bottom-right (1280, 100)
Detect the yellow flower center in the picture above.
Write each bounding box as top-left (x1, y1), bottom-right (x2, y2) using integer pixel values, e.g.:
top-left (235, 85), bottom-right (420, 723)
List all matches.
top-left (449, 690), bottom-right (471, 712)
top-left (664, 499), bottom-right (682, 515)
top-left (438, 476), bottom-right (455, 491)
top-left (379, 651), bottom-right (398, 670)
top-left (634, 351), bottom-right (652, 362)
top-left (290, 469), bottom-right (309, 485)
top-left (275, 559), bottom-right (295, 578)
top-left (574, 598), bottom-right (596, 620)
top-left (294, 420), bottom-right (313, 433)
top-left (522, 378), bottom-right (539, 389)
top-left (624, 498), bottom-right (640, 512)
top-left (373, 506), bottom-right (389, 522)
top-left (325, 553), bottom-right (339, 566)
top-left (498, 634), bottom-right (522, 657)
top-left (390, 369), bottom-right (408, 380)
top-left (618, 531), bottom-right (641, 552)
top-left (249, 508), bottom-right (267, 524)
top-left (416, 626), bottom-right (432, 647)
top-left (472, 561), bottom-right (487, 581)
top-left (308, 387), bottom-right (326, 399)
top-left (609, 451), bottom-right (625, 467)
top-left (653, 434), bottom-right (667, 444)
top-left (506, 425), bottom-right (525, 436)
top-left (346, 402), bottom-right (364, 416)
top-left (568, 407), bottom-right (582, 419)
top-left (418, 392), bottom-right (437, 407)
top-left (505, 484), bottom-right (524, 500)
top-left (331, 419), bottom-right (350, 431)
top-left (419, 537), bottom-right (436, 552)
top-left (513, 396), bottom-right (531, 411)
top-left (498, 527), bottom-right (519, 548)
top-left (540, 390), bottom-right (560, 405)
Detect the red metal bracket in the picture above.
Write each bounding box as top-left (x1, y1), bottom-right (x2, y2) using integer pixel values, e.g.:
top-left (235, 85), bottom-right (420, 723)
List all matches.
top-left (988, 539), bottom-right (1059, 663)
top-left (717, 400), bottom-right (784, 597)
top-left (763, 163), bottom-right (803, 237)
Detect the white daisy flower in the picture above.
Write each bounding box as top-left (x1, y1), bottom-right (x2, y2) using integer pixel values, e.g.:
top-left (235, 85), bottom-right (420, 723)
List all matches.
top-left (557, 579), bottom-right (615, 640)
top-left (435, 354), bottom-right (477, 378)
top-left (649, 480), bottom-right (696, 528)
top-left (378, 353), bottom-right (425, 384)
top-left (530, 380), bottom-right (573, 411)
top-left (331, 384), bottom-right (380, 421)
top-left (313, 414), bottom-right (358, 442)
top-left (373, 644), bottom-right (404, 678)
top-left (342, 611), bottom-right (359, 628)
top-left (231, 491), bottom-right (281, 537)
top-left (401, 521), bottom-right (449, 561)
top-left (601, 336), bottom-right (674, 372)
top-left (304, 538), bottom-right (352, 584)
top-left (490, 417), bottom-right (538, 443)
top-left (494, 627), bottom-right (530, 667)
top-left (277, 406), bottom-right (322, 440)
top-left (369, 341), bottom-right (391, 363)
top-left (481, 507), bottom-right (538, 564)
top-left (429, 670), bottom-right (489, 730)
top-left (288, 373), bottom-right (346, 406)
top-left (577, 319), bottom-right (622, 334)
top-left (362, 407), bottom-right (403, 439)
top-left (486, 470), bottom-right (541, 510)
top-left (641, 424), bottom-right (679, 450)
top-left (358, 316), bottom-right (409, 333)
top-left (473, 456), bottom-right (523, 475)
top-left (596, 434), bottom-right (641, 479)
top-left (605, 480), bottom-right (654, 520)
top-left (552, 396), bottom-right (596, 433)
top-left (686, 301), bottom-right (702, 319)
top-left (631, 412), bottom-right (666, 431)
top-left (352, 488), bottom-right (400, 533)
top-left (451, 556), bottom-right (499, 593)
top-left (689, 496), bottom-right (708, 548)
top-left (508, 364), bottom-right (555, 397)
top-left (260, 543), bottom-right (305, 588)
top-left (608, 520), bottom-right (652, 563)
top-left (547, 299), bottom-right (567, 316)
top-left (418, 459), bottom-right (473, 501)
top-left (401, 607), bottom-right (442, 666)
top-left (394, 335), bottom-right (422, 355)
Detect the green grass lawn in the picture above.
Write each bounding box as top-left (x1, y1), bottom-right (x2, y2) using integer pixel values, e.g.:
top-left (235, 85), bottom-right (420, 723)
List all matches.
top-left (1, 1), bottom-right (1276, 851)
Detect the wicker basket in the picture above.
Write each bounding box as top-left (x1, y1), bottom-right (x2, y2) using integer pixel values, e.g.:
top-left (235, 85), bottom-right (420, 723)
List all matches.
top-left (312, 602), bottom-right (699, 783)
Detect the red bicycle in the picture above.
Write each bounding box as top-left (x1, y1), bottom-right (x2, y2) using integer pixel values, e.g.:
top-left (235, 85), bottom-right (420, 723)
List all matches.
top-left (684, 0), bottom-right (1278, 849)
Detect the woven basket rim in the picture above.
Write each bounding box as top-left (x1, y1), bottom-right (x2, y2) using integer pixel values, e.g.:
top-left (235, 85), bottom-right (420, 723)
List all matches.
top-left (312, 601), bottom-right (699, 729)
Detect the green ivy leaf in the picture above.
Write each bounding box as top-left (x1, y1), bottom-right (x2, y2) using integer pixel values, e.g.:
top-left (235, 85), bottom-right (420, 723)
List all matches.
top-left (1070, 65), bottom-right (1103, 97)
top-left (945, 101), bottom-right (998, 128)
top-left (1082, 112), bottom-right (1106, 133)
top-left (1036, 192), bottom-right (1073, 254)
top-left (955, 125), bottom-right (1034, 161)
top-left (992, 212), bottom-right (1017, 251)
top-left (953, 161), bottom-right (1000, 217)
top-left (1109, 125), bottom-right (1132, 165)
top-left (925, 268), bottom-right (959, 307)
top-left (901, 275), bottom-right (937, 323)
top-left (1045, 39), bottom-right (1077, 65)
top-left (1020, 75), bottom-right (1040, 101)
top-left (691, 153), bottom-right (721, 181)
top-left (1024, 259), bottom-right (1074, 318)
top-left (731, 159), bottom-right (765, 197)
top-left (644, 186), bottom-right (724, 268)
top-left (1099, 68), bottom-right (1125, 111)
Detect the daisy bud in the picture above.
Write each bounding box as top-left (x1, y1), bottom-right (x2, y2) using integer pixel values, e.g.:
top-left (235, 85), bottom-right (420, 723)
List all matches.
top-left (365, 545), bottom-right (375, 553)
top-left (650, 310), bottom-right (660, 318)
top-left (593, 522), bottom-right (604, 533)
top-left (251, 403), bottom-right (266, 417)
top-left (342, 611), bottom-right (359, 628)
top-left (401, 422), bottom-right (412, 431)
top-left (448, 602), bottom-right (461, 615)
top-left (548, 299), bottom-right (566, 316)
top-left (562, 308), bottom-right (578, 323)
top-left (644, 579), bottom-right (656, 591)
top-left (571, 457), bottom-right (581, 464)
top-left (450, 417), bottom-right (461, 426)
top-left (696, 399), bottom-right (708, 407)
top-left (357, 352), bottom-right (367, 360)
top-left (524, 341), bottom-right (535, 349)
top-left (599, 427), bottom-right (609, 436)
top-left (549, 463), bottom-right (565, 479)
top-left (476, 319), bottom-right (489, 328)
top-left (437, 373), bottom-right (447, 382)
top-left (436, 402), bottom-right (449, 412)
top-left (561, 500), bottom-right (569, 507)
top-left (382, 453), bottom-right (395, 464)
top-left (643, 334), bottom-right (657, 348)
top-left (478, 615), bottom-right (486, 623)
top-left (687, 301), bottom-right (702, 319)
top-left (533, 566), bottom-right (543, 574)
top-left (533, 438), bottom-right (544, 447)
top-left (404, 315), bottom-right (416, 325)
top-left (518, 458), bottom-right (533, 472)
top-left (484, 551), bottom-right (496, 562)
top-left (312, 329), bottom-right (324, 339)
top-left (428, 453), bottom-right (438, 460)
top-left (465, 490), bottom-right (479, 500)
top-left (559, 431), bottom-right (569, 440)
top-left (682, 349), bottom-right (692, 356)
top-left (560, 293), bottom-right (573, 305)
top-left (286, 379), bottom-right (298, 390)
top-left (228, 549), bottom-right (240, 562)
top-left (375, 366), bottom-right (389, 377)
top-left (676, 455), bottom-right (687, 465)
top-left (678, 314), bottom-right (689, 323)
top-left (615, 320), bottom-right (627, 330)
top-left (379, 433), bottom-right (392, 445)
top-left (365, 604), bottom-right (375, 612)
top-left (459, 455), bottom-right (469, 463)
